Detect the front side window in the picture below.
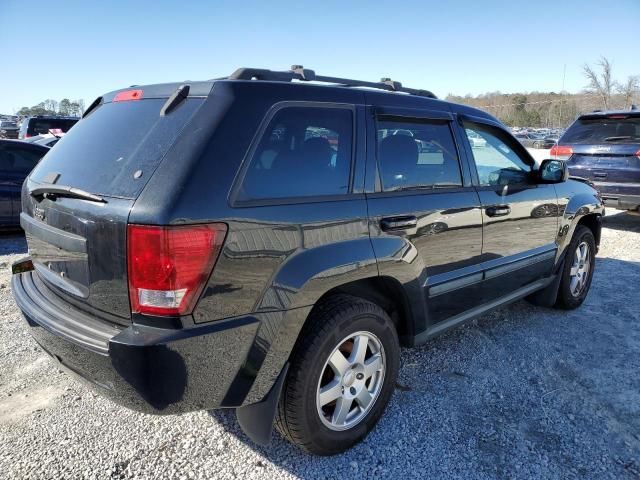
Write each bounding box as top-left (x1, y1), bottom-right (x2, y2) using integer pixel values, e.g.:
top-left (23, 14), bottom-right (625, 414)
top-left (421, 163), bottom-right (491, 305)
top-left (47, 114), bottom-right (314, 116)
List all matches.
top-left (238, 106), bottom-right (352, 201)
top-left (376, 119), bottom-right (462, 192)
top-left (464, 124), bottom-right (532, 186)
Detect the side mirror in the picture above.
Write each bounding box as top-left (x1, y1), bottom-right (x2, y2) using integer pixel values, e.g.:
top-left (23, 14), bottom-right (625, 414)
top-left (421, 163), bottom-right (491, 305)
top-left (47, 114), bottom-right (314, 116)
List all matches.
top-left (539, 159), bottom-right (568, 183)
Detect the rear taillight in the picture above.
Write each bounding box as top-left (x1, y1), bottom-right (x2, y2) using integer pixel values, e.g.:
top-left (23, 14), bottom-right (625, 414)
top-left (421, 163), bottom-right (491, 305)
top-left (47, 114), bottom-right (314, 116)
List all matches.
top-left (24, 133), bottom-right (31, 138)
top-left (635, 149), bottom-right (640, 159)
top-left (114, 89), bottom-right (144, 102)
top-left (127, 224), bottom-right (227, 316)
top-left (549, 145), bottom-right (573, 160)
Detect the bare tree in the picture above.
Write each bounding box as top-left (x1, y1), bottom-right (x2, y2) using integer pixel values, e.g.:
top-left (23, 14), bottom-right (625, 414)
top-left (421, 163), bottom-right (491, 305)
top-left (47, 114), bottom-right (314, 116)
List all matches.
top-left (616, 75), bottom-right (639, 107)
top-left (583, 57), bottom-right (615, 109)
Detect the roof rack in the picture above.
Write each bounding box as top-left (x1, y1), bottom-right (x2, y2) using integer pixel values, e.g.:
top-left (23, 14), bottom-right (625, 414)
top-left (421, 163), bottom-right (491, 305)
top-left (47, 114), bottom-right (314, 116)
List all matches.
top-left (225, 65), bottom-right (437, 99)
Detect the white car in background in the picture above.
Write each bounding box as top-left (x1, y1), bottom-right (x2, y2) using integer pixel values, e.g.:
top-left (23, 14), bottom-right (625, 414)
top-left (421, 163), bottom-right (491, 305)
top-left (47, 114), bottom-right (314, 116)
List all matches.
top-left (465, 129), bottom-right (487, 148)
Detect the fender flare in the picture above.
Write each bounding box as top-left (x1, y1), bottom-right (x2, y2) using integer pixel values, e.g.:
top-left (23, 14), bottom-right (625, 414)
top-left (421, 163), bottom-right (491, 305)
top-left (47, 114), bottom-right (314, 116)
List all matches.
top-left (556, 190), bottom-right (604, 261)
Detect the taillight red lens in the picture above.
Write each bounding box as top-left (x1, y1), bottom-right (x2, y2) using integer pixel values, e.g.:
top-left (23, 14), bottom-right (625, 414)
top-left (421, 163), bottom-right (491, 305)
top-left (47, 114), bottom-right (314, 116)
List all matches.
top-left (127, 224), bottom-right (227, 316)
top-left (636, 149), bottom-right (640, 159)
top-left (549, 145), bottom-right (573, 158)
top-left (113, 89), bottom-right (144, 102)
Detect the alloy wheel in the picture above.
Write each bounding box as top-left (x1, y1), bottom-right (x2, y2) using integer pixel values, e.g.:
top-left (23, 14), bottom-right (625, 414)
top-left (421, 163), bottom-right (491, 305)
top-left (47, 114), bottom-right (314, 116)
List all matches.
top-left (316, 331), bottom-right (386, 431)
top-left (569, 241), bottom-right (591, 297)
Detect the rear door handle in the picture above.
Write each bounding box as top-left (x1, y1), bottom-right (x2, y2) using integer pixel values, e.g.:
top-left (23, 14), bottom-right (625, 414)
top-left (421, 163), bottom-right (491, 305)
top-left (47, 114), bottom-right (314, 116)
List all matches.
top-left (380, 215), bottom-right (418, 231)
top-left (593, 172), bottom-right (608, 179)
top-left (485, 205), bottom-right (511, 217)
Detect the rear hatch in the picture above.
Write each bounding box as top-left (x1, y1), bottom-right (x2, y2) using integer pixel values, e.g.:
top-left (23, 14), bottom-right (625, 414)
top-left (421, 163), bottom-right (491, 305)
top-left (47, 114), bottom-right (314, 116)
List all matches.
top-left (21, 85), bottom-right (209, 325)
top-left (560, 113), bottom-right (640, 196)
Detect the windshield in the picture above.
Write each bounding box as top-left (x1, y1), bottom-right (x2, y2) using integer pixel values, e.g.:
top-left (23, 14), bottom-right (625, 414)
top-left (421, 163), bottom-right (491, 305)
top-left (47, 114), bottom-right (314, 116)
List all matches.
top-left (561, 116), bottom-right (640, 144)
top-left (29, 98), bottom-right (204, 199)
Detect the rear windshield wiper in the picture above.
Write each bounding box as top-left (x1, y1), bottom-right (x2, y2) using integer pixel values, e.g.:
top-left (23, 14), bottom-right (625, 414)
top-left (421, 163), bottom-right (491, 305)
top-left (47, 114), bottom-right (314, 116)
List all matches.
top-left (604, 136), bottom-right (638, 142)
top-left (30, 184), bottom-right (106, 203)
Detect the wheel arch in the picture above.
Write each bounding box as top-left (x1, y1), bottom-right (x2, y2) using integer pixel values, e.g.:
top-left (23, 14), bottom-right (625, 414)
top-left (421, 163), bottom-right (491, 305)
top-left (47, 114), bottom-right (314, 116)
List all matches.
top-left (312, 276), bottom-right (415, 345)
top-left (555, 187), bottom-right (604, 261)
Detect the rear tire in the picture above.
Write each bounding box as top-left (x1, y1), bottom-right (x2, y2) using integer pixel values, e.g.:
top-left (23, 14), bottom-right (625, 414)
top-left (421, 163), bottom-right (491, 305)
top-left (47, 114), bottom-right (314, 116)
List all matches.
top-left (275, 294), bottom-right (400, 455)
top-left (555, 225), bottom-right (596, 309)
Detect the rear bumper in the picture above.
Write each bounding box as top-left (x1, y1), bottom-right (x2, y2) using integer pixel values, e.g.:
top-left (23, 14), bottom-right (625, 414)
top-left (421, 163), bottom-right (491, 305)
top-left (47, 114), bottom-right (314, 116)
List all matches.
top-left (12, 270), bottom-right (296, 414)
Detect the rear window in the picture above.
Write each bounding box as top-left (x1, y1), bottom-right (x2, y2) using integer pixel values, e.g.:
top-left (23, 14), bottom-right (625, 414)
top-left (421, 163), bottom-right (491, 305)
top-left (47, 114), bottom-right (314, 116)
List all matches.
top-left (1, 122), bottom-right (17, 128)
top-left (27, 118), bottom-right (78, 135)
top-left (561, 116), bottom-right (640, 144)
top-left (29, 98), bottom-right (203, 198)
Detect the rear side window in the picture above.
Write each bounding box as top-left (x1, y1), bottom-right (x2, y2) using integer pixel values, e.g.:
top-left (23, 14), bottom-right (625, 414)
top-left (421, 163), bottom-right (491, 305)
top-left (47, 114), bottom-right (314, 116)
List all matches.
top-left (562, 116), bottom-right (640, 144)
top-left (29, 99), bottom-right (203, 199)
top-left (376, 119), bottom-right (462, 191)
top-left (237, 106), bottom-right (353, 201)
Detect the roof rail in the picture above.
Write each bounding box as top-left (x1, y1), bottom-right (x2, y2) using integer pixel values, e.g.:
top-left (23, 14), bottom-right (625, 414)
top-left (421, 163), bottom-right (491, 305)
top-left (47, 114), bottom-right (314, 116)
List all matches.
top-left (226, 65), bottom-right (437, 99)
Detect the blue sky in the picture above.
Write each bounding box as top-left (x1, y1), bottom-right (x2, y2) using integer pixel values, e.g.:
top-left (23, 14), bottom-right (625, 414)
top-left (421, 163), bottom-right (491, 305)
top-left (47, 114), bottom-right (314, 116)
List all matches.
top-left (1, 0), bottom-right (638, 114)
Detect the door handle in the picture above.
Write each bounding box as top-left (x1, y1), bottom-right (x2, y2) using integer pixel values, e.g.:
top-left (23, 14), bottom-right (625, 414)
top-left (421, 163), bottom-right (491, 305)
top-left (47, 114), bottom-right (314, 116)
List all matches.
top-left (485, 205), bottom-right (511, 217)
top-left (380, 215), bottom-right (418, 231)
top-left (593, 172), bottom-right (608, 179)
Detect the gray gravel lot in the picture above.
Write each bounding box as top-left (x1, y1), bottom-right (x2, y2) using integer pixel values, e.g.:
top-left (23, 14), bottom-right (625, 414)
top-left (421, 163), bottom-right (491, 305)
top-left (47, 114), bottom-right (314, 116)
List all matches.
top-left (1, 210), bottom-right (639, 479)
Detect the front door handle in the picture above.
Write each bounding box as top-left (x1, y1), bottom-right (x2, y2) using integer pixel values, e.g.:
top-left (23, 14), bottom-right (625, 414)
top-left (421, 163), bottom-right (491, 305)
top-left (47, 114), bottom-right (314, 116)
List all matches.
top-left (485, 205), bottom-right (511, 217)
top-left (593, 171), bottom-right (608, 179)
top-left (380, 215), bottom-right (418, 231)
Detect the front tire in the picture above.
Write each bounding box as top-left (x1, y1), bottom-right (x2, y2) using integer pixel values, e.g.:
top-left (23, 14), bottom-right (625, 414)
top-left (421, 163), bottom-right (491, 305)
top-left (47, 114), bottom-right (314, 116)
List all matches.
top-left (555, 225), bottom-right (596, 309)
top-left (275, 295), bottom-right (400, 455)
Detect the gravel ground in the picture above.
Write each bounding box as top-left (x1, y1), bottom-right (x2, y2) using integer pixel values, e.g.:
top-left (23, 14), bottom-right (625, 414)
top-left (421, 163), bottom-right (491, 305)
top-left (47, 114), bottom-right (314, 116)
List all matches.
top-left (1, 210), bottom-right (639, 479)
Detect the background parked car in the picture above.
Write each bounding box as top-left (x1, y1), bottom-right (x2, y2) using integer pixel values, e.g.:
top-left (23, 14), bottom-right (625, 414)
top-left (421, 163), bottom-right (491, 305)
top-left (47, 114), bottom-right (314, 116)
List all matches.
top-left (24, 131), bottom-right (65, 148)
top-left (18, 116), bottom-right (78, 139)
top-left (551, 108), bottom-right (640, 212)
top-left (0, 120), bottom-right (19, 139)
top-left (0, 139), bottom-right (49, 227)
top-left (514, 132), bottom-right (556, 149)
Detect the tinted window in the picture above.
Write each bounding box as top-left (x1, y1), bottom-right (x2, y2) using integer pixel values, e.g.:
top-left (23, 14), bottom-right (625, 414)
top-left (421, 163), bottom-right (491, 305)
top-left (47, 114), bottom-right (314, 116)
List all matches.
top-left (561, 116), bottom-right (640, 144)
top-left (29, 99), bottom-right (203, 198)
top-left (0, 149), bottom-right (13, 174)
top-left (238, 106), bottom-right (352, 200)
top-left (376, 119), bottom-right (462, 191)
top-left (464, 124), bottom-right (531, 186)
top-left (27, 118), bottom-right (78, 136)
top-left (10, 146), bottom-right (45, 174)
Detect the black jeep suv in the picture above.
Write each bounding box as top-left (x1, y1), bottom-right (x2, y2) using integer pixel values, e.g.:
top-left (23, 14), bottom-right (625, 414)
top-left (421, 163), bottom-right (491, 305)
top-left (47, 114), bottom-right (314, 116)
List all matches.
top-left (11, 67), bottom-right (603, 455)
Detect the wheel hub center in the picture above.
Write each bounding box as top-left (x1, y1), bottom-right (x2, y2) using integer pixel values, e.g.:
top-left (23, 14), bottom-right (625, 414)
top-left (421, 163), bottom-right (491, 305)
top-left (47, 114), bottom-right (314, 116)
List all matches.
top-left (343, 370), bottom-right (356, 387)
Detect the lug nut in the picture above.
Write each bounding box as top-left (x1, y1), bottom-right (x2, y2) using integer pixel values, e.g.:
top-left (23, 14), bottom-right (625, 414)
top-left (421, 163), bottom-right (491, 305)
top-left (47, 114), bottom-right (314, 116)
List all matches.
top-left (350, 387), bottom-right (356, 395)
top-left (356, 373), bottom-right (364, 380)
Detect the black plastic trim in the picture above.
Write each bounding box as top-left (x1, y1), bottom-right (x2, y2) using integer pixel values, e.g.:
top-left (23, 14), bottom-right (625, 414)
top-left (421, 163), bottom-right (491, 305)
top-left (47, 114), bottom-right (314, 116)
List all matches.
top-left (236, 363), bottom-right (289, 445)
top-left (12, 271), bottom-right (121, 355)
